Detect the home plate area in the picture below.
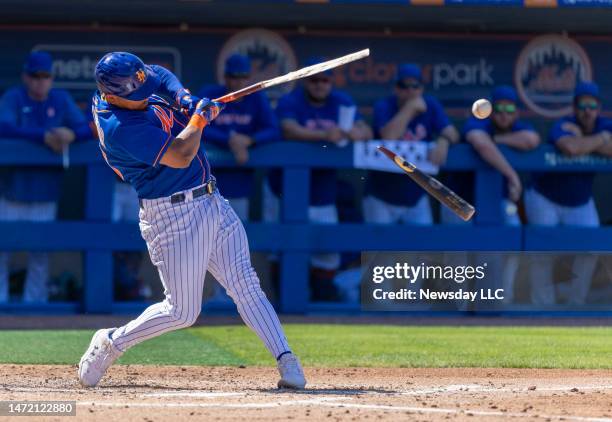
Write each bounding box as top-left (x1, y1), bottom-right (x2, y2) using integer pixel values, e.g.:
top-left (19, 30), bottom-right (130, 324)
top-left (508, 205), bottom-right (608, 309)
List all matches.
top-left (2, 365), bottom-right (612, 421)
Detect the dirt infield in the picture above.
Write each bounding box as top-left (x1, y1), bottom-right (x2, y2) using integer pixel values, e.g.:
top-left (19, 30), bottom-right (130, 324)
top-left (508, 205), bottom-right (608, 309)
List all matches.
top-left (2, 365), bottom-right (612, 421)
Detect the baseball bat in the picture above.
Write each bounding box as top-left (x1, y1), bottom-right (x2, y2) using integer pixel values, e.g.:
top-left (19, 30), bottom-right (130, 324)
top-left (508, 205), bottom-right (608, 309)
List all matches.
top-left (377, 146), bottom-right (475, 222)
top-left (213, 49), bottom-right (369, 104)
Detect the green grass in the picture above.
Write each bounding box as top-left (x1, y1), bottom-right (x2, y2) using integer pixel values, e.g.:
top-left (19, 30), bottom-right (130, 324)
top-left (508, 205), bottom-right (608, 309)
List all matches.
top-left (1, 325), bottom-right (612, 369)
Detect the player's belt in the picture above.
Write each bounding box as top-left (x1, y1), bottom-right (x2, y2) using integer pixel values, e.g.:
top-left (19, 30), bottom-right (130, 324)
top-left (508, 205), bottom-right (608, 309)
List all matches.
top-left (139, 179), bottom-right (217, 209)
top-left (169, 179), bottom-right (217, 204)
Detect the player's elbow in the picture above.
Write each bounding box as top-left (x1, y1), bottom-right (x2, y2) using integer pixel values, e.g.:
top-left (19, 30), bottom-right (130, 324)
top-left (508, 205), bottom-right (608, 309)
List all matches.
top-left (557, 141), bottom-right (581, 157)
top-left (160, 149), bottom-right (195, 168)
top-left (161, 139), bottom-right (198, 168)
top-left (522, 134), bottom-right (540, 151)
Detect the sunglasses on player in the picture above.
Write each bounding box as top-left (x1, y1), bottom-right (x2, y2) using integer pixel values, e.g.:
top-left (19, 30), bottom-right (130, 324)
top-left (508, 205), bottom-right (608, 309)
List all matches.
top-left (396, 80), bottom-right (422, 90)
top-left (27, 72), bottom-right (52, 80)
top-left (493, 103), bottom-right (517, 114)
top-left (576, 100), bottom-right (599, 111)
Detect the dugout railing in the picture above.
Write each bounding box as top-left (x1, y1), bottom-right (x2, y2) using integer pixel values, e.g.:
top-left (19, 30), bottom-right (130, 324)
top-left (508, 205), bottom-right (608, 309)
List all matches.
top-left (0, 139), bottom-right (611, 314)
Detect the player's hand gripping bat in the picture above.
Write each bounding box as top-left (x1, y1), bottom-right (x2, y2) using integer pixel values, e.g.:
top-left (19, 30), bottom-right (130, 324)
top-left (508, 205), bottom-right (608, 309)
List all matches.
top-left (378, 146), bottom-right (475, 222)
top-left (212, 49), bottom-right (369, 104)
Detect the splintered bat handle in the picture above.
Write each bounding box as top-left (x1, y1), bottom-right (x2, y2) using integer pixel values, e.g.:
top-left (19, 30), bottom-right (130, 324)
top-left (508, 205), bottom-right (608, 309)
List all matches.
top-left (378, 146), bottom-right (475, 222)
top-left (213, 82), bottom-right (265, 104)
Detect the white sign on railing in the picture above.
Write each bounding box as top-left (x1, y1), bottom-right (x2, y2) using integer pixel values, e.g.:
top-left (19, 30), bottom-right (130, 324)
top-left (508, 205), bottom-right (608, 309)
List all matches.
top-left (353, 140), bottom-right (439, 175)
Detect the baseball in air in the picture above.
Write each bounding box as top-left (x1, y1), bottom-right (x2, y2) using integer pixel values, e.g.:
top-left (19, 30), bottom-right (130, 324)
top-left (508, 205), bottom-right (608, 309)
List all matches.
top-left (472, 99), bottom-right (492, 119)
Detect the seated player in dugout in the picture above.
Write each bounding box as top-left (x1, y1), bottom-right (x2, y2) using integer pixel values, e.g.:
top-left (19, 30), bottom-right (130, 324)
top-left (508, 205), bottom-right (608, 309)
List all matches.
top-left (0, 51), bottom-right (90, 303)
top-left (198, 54), bottom-right (280, 303)
top-left (443, 85), bottom-right (540, 226)
top-left (526, 81), bottom-right (612, 306)
top-left (264, 57), bottom-right (372, 301)
top-left (364, 63), bottom-right (459, 225)
top-left (443, 85), bottom-right (540, 306)
top-left (198, 53), bottom-right (280, 221)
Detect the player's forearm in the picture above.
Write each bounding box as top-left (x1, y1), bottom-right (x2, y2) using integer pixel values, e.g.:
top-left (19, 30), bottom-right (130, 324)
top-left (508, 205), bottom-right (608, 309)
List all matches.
top-left (477, 143), bottom-right (518, 180)
top-left (150, 65), bottom-right (186, 103)
top-left (167, 124), bottom-right (203, 167)
top-left (595, 140), bottom-right (612, 156)
top-left (494, 131), bottom-right (540, 151)
top-left (440, 125), bottom-right (460, 144)
top-left (0, 122), bottom-right (46, 143)
top-left (557, 134), bottom-right (605, 156)
top-left (281, 121), bottom-right (327, 142)
top-left (468, 132), bottom-right (517, 180)
top-left (352, 120), bottom-right (373, 141)
top-left (379, 108), bottom-right (415, 140)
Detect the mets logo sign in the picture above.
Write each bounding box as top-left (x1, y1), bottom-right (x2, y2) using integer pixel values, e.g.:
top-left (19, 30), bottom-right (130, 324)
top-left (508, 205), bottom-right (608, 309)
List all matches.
top-left (217, 28), bottom-right (297, 102)
top-left (514, 35), bottom-right (592, 118)
top-left (135, 69), bottom-right (146, 83)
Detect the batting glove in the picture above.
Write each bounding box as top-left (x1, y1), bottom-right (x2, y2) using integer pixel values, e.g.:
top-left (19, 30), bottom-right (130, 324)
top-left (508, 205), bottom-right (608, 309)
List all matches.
top-left (194, 98), bottom-right (225, 124)
top-left (176, 89), bottom-right (200, 114)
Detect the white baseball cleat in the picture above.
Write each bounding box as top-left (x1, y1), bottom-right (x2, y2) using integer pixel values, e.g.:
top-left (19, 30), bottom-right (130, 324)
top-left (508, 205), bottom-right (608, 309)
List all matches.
top-left (78, 328), bottom-right (123, 387)
top-left (277, 353), bottom-right (306, 389)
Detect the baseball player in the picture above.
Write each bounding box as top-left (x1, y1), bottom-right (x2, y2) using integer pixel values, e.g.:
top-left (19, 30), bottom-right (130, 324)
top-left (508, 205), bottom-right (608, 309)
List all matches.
top-left (443, 85), bottom-right (539, 226)
top-left (526, 81), bottom-right (612, 305)
top-left (264, 57), bottom-right (371, 301)
top-left (0, 51), bottom-right (90, 303)
top-left (78, 52), bottom-right (306, 389)
top-left (444, 85), bottom-right (540, 304)
top-left (364, 63), bottom-right (459, 225)
top-left (198, 54), bottom-right (279, 304)
top-left (197, 53), bottom-right (279, 221)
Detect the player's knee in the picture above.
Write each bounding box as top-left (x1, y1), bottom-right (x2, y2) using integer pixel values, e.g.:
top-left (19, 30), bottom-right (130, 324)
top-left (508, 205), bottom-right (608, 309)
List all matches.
top-left (184, 309), bottom-right (201, 327)
top-left (165, 304), bottom-right (200, 329)
top-left (174, 308), bottom-right (200, 328)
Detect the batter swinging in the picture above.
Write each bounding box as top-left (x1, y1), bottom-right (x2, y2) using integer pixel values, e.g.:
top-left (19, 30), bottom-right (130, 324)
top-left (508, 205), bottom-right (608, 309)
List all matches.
top-left (78, 52), bottom-right (306, 389)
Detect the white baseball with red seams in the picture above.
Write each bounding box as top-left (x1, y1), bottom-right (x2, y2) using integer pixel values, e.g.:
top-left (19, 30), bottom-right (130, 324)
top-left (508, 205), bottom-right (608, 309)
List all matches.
top-left (472, 99), bottom-right (492, 119)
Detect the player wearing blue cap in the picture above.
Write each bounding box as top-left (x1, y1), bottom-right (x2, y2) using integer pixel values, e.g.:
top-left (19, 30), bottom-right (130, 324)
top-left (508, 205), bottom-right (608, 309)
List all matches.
top-left (364, 63), bottom-right (459, 225)
top-left (445, 85), bottom-right (540, 305)
top-left (265, 57), bottom-right (372, 301)
top-left (78, 52), bottom-right (306, 389)
top-left (198, 54), bottom-right (280, 303)
top-left (526, 81), bottom-right (612, 305)
top-left (444, 85), bottom-right (540, 226)
top-left (0, 51), bottom-right (90, 303)
top-left (198, 54), bottom-right (279, 220)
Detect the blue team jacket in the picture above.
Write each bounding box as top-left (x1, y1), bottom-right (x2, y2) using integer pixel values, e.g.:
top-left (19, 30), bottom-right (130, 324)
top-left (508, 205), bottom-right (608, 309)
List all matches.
top-left (0, 86), bottom-right (91, 202)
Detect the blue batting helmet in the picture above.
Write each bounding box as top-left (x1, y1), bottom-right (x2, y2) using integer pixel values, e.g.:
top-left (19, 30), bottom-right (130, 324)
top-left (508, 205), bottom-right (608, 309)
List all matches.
top-left (94, 52), bottom-right (161, 101)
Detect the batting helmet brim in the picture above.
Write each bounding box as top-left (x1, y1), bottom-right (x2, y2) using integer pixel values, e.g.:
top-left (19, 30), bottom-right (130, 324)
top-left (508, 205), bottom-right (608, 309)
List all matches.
top-left (124, 65), bottom-right (161, 101)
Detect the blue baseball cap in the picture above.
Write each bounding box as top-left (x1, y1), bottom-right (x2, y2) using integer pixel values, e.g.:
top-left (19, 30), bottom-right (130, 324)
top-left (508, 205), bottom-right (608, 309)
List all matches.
top-left (24, 51), bottom-right (53, 75)
top-left (304, 56), bottom-right (333, 77)
top-left (574, 81), bottom-right (600, 100)
top-left (95, 52), bottom-right (161, 101)
top-left (491, 85), bottom-right (518, 104)
top-left (396, 63), bottom-right (422, 83)
top-left (224, 54), bottom-right (251, 76)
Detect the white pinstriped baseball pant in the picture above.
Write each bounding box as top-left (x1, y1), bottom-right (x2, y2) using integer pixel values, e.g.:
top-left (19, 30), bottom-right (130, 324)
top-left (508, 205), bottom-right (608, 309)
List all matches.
top-left (0, 198), bottom-right (57, 303)
top-left (110, 186), bottom-right (291, 358)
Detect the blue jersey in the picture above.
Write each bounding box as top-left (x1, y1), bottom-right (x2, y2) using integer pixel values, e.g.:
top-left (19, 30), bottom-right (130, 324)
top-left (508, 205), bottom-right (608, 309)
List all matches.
top-left (446, 117), bottom-right (536, 203)
top-left (269, 87), bottom-right (358, 206)
top-left (366, 94), bottom-right (450, 206)
top-left (198, 84), bottom-right (279, 198)
top-left (532, 115), bottom-right (612, 207)
top-left (0, 86), bottom-right (90, 202)
top-left (92, 93), bottom-right (211, 199)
